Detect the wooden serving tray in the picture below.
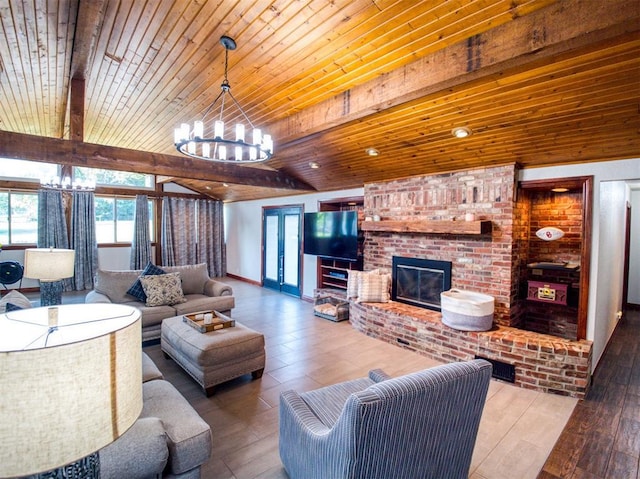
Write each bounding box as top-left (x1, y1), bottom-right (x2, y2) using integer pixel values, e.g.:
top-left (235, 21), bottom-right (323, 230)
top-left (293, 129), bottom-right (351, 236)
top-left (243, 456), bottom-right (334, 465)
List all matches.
top-left (183, 311), bottom-right (235, 333)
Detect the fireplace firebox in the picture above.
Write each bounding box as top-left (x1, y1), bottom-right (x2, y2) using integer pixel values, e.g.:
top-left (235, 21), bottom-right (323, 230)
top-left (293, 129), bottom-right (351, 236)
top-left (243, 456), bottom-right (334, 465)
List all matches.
top-left (392, 257), bottom-right (452, 311)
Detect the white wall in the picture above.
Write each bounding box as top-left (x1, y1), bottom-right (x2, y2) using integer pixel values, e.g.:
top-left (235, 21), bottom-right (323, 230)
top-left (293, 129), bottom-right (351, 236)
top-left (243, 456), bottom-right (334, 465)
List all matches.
top-left (520, 157), bottom-right (640, 368)
top-left (224, 188), bottom-right (364, 299)
top-left (591, 181), bottom-right (627, 366)
top-left (629, 188), bottom-right (640, 304)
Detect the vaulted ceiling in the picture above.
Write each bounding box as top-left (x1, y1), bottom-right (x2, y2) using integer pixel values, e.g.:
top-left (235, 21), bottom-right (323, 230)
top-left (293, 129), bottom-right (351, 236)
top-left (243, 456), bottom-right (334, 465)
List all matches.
top-left (0, 0), bottom-right (638, 202)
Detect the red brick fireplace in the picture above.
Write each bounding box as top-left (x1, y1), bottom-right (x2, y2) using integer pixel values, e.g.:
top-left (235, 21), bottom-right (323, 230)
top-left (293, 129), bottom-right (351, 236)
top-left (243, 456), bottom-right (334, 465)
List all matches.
top-left (352, 164), bottom-right (592, 398)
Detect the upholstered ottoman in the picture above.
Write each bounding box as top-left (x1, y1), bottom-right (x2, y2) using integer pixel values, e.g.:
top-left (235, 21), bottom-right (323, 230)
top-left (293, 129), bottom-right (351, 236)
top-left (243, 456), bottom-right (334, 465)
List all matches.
top-left (161, 314), bottom-right (265, 396)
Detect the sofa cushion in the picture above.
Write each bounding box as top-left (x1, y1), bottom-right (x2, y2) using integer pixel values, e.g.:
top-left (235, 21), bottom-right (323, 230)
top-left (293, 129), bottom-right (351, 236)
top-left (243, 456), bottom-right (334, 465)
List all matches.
top-left (140, 272), bottom-right (187, 307)
top-left (99, 416), bottom-right (168, 479)
top-left (171, 294), bottom-right (235, 316)
top-left (0, 290), bottom-right (32, 313)
top-left (142, 379), bottom-right (212, 475)
top-left (95, 269), bottom-right (143, 303)
top-left (120, 300), bottom-right (176, 331)
top-left (142, 352), bottom-right (164, 382)
top-left (164, 263), bottom-right (209, 295)
top-left (127, 262), bottom-right (167, 302)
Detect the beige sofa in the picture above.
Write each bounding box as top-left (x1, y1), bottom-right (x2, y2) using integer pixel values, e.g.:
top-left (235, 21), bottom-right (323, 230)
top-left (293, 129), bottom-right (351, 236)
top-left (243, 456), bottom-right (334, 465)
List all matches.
top-left (86, 263), bottom-right (234, 341)
top-left (100, 352), bottom-right (212, 478)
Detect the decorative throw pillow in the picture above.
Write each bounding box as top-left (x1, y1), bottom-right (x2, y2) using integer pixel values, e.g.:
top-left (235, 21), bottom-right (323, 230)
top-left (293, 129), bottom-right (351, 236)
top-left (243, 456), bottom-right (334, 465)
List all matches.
top-left (346, 270), bottom-right (361, 300)
top-left (0, 290), bottom-right (32, 313)
top-left (356, 271), bottom-right (391, 303)
top-left (139, 272), bottom-right (186, 307)
top-left (347, 269), bottom-right (382, 301)
top-left (126, 262), bottom-right (167, 302)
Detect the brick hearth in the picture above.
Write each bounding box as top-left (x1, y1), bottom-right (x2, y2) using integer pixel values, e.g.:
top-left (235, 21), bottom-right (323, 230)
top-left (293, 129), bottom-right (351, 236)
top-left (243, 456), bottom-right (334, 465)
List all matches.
top-left (350, 300), bottom-right (592, 398)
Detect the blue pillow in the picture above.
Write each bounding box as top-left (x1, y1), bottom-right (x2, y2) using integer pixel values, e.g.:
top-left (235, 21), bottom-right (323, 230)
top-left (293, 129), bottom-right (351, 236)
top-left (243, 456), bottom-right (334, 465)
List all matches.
top-left (5, 302), bottom-right (23, 312)
top-left (126, 262), bottom-right (166, 302)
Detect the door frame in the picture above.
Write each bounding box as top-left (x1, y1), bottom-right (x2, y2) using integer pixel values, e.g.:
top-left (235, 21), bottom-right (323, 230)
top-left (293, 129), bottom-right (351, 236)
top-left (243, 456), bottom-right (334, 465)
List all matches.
top-left (261, 204), bottom-right (303, 297)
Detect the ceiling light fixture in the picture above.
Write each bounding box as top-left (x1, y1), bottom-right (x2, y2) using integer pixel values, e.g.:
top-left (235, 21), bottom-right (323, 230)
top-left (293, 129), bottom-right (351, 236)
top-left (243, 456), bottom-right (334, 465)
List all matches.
top-left (451, 126), bottom-right (472, 138)
top-left (174, 36), bottom-right (273, 163)
top-left (366, 148), bottom-right (380, 156)
top-left (552, 187), bottom-right (569, 193)
top-left (309, 162), bottom-right (320, 169)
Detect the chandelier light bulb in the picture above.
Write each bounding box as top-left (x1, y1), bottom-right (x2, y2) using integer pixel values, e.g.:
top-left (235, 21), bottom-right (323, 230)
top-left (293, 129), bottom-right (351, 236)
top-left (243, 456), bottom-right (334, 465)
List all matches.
top-left (193, 121), bottom-right (204, 139)
top-left (202, 143), bottom-right (210, 158)
top-left (235, 124), bottom-right (245, 142)
top-left (218, 145), bottom-right (226, 160)
top-left (214, 120), bottom-right (224, 139)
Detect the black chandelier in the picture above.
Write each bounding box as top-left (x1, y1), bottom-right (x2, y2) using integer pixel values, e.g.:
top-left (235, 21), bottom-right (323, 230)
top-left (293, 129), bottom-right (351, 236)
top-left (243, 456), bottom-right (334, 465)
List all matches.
top-left (174, 36), bottom-right (273, 163)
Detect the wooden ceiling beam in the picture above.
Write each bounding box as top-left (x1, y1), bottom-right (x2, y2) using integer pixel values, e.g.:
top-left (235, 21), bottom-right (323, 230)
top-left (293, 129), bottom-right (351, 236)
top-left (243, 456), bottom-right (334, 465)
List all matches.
top-left (270, 0), bottom-right (639, 148)
top-left (70, 0), bottom-right (107, 80)
top-left (0, 130), bottom-right (315, 192)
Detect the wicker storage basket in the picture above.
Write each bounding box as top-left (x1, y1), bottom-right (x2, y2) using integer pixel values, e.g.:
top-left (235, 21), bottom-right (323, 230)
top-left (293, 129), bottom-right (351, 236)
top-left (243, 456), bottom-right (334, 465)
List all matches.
top-left (440, 289), bottom-right (494, 331)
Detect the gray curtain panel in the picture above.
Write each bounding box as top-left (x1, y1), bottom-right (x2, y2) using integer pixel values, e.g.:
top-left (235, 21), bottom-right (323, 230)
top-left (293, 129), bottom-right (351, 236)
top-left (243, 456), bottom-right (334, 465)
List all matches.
top-left (70, 190), bottom-right (98, 291)
top-left (37, 189), bottom-right (73, 291)
top-left (130, 195), bottom-right (152, 269)
top-left (161, 197), bottom-right (197, 266)
top-left (37, 189), bottom-right (70, 249)
top-left (197, 199), bottom-right (226, 277)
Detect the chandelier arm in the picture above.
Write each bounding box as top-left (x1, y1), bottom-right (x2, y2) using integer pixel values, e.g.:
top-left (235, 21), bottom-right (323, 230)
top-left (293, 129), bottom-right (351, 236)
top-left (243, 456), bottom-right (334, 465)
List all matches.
top-left (226, 90), bottom-right (256, 129)
top-left (200, 89), bottom-right (226, 122)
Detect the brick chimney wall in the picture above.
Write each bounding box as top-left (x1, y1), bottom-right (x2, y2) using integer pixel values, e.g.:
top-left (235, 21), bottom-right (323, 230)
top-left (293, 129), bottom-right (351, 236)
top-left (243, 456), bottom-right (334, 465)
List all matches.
top-left (363, 164), bottom-right (519, 327)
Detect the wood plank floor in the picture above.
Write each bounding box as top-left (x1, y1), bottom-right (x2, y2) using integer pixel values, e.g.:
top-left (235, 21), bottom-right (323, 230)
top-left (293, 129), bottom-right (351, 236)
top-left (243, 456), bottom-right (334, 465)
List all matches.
top-left (538, 308), bottom-right (640, 479)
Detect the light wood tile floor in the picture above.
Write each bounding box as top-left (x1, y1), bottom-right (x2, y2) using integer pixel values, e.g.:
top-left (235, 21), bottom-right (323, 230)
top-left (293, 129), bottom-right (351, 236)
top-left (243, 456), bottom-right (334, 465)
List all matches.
top-left (139, 278), bottom-right (577, 479)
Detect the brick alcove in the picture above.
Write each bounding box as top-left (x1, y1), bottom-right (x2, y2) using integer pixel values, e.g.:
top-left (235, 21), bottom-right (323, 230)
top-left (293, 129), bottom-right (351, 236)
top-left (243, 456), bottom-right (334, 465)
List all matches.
top-left (356, 163), bottom-right (593, 398)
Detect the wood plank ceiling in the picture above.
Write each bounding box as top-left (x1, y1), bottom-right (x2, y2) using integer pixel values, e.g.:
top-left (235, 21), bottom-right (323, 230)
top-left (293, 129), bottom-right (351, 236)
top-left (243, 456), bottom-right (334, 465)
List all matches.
top-left (0, 0), bottom-right (638, 202)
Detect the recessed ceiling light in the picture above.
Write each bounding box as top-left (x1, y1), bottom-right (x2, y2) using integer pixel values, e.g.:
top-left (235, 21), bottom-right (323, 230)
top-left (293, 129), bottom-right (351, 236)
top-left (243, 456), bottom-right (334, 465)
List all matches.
top-left (451, 126), bottom-right (472, 138)
top-left (222, 183), bottom-right (229, 187)
top-left (309, 162), bottom-right (320, 169)
top-left (365, 148), bottom-right (380, 156)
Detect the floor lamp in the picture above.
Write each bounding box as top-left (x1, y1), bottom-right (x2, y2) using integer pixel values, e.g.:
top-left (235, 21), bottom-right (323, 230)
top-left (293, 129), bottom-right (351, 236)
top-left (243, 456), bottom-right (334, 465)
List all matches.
top-left (23, 248), bottom-right (75, 306)
top-left (0, 303), bottom-right (142, 478)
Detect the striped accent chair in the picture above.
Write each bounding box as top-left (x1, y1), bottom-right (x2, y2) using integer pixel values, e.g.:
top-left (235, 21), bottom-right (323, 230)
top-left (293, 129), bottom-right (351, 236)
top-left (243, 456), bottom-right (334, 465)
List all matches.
top-left (279, 359), bottom-right (492, 479)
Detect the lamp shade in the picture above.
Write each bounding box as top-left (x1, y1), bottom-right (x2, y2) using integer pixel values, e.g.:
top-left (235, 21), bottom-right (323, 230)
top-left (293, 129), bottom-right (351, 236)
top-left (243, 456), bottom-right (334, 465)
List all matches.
top-left (23, 248), bottom-right (75, 281)
top-left (0, 304), bottom-right (142, 477)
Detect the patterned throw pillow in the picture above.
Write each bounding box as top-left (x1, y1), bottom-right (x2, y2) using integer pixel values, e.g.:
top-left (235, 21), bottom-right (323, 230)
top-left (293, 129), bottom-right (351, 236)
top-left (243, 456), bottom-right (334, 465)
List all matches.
top-left (126, 262), bottom-right (167, 302)
top-left (347, 269), bottom-right (382, 301)
top-left (139, 272), bottom-right (186, 307)
top-left (356, 271), bottom-right (391, 303)
top-left (5, 302), bottom-right (24, 312)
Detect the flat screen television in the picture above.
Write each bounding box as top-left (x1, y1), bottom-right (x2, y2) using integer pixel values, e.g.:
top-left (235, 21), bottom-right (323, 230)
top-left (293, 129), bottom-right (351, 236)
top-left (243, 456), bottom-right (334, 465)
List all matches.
top-left (303, 211), bottom-right (359, 261)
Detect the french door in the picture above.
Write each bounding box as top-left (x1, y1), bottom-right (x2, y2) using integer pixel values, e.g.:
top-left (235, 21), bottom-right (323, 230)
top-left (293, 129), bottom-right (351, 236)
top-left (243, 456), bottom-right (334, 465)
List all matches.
top-left (262, 205), bottom-right (302, 297)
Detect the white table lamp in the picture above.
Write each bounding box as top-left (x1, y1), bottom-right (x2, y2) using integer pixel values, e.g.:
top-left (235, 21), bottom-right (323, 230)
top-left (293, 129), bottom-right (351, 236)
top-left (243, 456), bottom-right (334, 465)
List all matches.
top-left (0, 304), bottom-right (142, 478)
top-left (23, 248), bottom-right (75, 306)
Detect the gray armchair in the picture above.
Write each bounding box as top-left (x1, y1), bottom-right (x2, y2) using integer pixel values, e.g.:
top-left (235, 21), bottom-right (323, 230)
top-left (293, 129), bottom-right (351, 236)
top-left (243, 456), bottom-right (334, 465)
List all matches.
top-left (279, 359), bottom-right (492, 479)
